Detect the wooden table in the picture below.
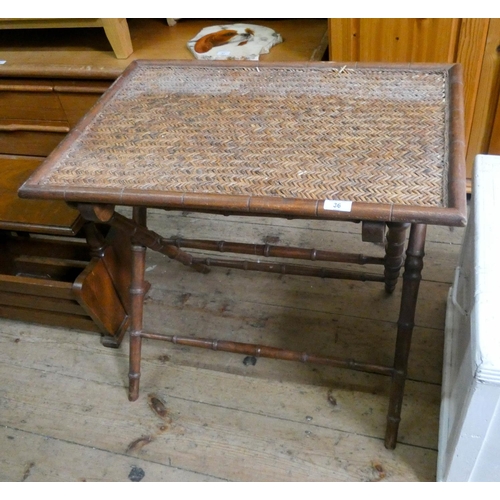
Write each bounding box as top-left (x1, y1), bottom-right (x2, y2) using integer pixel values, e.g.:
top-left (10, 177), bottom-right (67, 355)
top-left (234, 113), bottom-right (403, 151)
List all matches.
top-left (19, 60), bottom-right (467, 449)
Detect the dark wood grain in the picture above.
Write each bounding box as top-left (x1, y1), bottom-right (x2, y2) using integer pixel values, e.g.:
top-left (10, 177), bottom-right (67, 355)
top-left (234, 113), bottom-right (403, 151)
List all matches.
top-left (0, 156), bottom-right (82, 235)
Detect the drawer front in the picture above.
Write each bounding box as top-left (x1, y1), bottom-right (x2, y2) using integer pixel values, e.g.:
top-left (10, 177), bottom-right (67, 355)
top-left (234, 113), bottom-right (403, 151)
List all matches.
top-left (0, 78), bottom-right (112, 156)
top-left (0, 123), bottom-right (69, 156)
top-left (0, 79), bottom-right (67, 122)
top-left (57, 92), bottom-right (105, 127)
top-left (55, 80), bottom-right (111, 127)
top-left (0, 155), bottom-right (82, 235)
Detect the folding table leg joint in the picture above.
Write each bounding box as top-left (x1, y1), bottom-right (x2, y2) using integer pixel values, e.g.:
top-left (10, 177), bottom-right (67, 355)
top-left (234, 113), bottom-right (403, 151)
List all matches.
top-left (384, 222), bottom-right (410, 293)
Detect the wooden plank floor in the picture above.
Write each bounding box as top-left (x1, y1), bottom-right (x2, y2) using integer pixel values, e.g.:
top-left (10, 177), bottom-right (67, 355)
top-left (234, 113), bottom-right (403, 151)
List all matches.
top-left (0, 208), bottom-right (466, 481)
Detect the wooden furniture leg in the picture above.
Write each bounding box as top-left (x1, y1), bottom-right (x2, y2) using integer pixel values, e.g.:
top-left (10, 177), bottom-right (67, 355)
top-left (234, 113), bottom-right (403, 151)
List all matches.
top-left (101, 18), bottom-right (133, 59)
top-left (0, 18), bottom-right (133, 59)
top-left (128, 208), bottom-right (147, 401)
top-left (385, 223), bottom-right (427, 449)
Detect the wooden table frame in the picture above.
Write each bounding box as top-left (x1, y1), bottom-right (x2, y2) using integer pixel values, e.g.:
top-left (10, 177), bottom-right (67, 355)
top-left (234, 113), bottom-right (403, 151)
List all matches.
top-left (19, 60), bottom-right (467, 449)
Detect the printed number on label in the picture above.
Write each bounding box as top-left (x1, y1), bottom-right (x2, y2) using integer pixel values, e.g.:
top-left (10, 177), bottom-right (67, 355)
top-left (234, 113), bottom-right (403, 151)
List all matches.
top-left (323, 200), bottom-right (353, 212)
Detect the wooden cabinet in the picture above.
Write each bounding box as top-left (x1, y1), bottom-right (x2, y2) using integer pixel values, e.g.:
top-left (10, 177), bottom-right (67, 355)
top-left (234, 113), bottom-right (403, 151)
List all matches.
top-left (0, 77), bottom-right (111, 156)
top-left (0, 75), bottom-right (131, 346)
top-left (490, 96), bottom-right (500, 155)
top-left (328, 18), bottom-right (500, 189)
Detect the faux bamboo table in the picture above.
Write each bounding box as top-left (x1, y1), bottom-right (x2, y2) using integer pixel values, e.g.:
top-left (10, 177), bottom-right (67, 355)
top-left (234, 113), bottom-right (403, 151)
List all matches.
top-left (19, 60), bottom-right (467, 449)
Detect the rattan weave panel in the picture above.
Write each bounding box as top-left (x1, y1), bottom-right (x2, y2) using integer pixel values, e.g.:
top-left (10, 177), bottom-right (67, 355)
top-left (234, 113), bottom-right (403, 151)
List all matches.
top-left (39, 64), bottom-right (450, 207)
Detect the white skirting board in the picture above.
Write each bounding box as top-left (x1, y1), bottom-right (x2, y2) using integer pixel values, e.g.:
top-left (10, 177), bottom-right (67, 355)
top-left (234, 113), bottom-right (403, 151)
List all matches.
top-left (438, 155), bottom-right (500, 482)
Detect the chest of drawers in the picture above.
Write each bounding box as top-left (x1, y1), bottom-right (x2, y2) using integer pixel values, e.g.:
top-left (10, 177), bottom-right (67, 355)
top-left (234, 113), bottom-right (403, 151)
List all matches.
top-left (0, 74), bottom-right (131, 347)
top-left (0, 78), bottom-right (111, 155)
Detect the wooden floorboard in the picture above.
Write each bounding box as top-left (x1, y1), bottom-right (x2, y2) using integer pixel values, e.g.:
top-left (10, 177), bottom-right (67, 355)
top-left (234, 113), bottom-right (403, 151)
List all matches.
top-left (0, 208), bottom-right (466, 481)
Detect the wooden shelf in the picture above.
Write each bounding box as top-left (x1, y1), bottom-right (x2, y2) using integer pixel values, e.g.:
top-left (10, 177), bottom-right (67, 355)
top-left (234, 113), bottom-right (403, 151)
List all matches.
top-left (0, 18), bottom-right (133, 59)
top-left (0, 18), bottom-right (328, 79)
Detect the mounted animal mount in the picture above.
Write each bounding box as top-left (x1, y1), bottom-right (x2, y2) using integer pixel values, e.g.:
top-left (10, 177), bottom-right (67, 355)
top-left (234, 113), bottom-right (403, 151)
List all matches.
top-left (187, 23), bottom-right (282, 60)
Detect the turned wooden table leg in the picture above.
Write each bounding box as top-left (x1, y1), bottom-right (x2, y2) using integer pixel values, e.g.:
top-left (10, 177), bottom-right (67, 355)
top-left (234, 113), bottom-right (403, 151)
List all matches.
top-left (384, 222), bottom-right (410, 293)
top-left (128, 208), bottom-right (148, 401)
top-left (385, 223), bottom-right (427, 449)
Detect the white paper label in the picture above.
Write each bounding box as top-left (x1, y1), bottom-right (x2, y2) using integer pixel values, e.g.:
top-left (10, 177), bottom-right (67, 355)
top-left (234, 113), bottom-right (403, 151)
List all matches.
top-left (323, 200), bottom-right (353, 212)
top-left (0, 61), bottom-right (6, 65)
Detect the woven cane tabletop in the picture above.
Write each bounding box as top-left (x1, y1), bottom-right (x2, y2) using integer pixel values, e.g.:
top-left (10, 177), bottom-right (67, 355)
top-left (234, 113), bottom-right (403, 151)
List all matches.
top-left (19, 60), bottom-right (466, 224)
